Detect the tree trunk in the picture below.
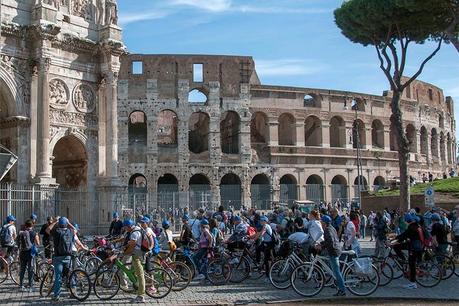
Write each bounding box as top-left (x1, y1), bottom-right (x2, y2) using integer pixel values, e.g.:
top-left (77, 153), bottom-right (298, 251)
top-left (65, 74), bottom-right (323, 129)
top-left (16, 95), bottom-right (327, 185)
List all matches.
top-left (390, 90), bottom-right (411, 211)
top-left (446, 31), bottom-right (459, 53)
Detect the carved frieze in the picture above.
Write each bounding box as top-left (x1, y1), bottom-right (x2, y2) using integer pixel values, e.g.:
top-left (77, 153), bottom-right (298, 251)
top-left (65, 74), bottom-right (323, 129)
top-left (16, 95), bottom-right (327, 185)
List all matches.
top-left (49, 79), bottom-right (69, 109)
top-left (73, 0), bottom-right (93, 21)
top-left (50, 109), bottom-right (98, 129)
top-left (73, 83), bottom-right (96, 113)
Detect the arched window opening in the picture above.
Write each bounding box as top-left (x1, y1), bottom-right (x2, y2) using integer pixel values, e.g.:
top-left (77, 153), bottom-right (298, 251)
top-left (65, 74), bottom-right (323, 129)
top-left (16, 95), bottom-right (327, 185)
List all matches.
top-left (304, 116), bottom-right (322, 146)
top-left (251, 174), bottom-right (271, 210)
top-left (420, 126), bottom-right (428, 155)
top-left (157, 110), bottom-right (178, 146)
top-left (440, 132), bottom-right (446, 162)
top-left (157, 174), bottom-right (179, 211)
top-left (189, 112), bottom-right (210, 154)
top-left (353, 175), bottom-right (368, 197)
top-left (330, 116), bottom-right (345, 148)
top-left (52, 136), bottom-right (88, 189)
top-left (280, 174), bottom-right (297, 205)
top-left (331, 175), bottom-right (348, 202)
top-left (188, 89), bottom-right (207, 104)
top-left (304, 94), bottom-right (320, 107)
top-left (373, 176), bottom-right (386, 191)
top-left (220, 111), bottom-right (240, 154)
top-left (250, 112), bottom-right (269, 144)
top-left (220, 173), bottom-right (242, 210)
top-left (128, 174), bottom-right (147, 193)
top-left (306, 175), bottom-right (324, 203)
top-left (128, 111), bottom-right (147, 144)
top-left (406, 124), bottom-right (417, 153)
top-left (439, 114), bottom-right (444, 129)
top-left (389, 119), bottom-right (399, 151)
top-left (278, 113), bottom-right (296, 145)
top-left (431, 128), bottom-right (438, 158)
top-left (371, 120), bottom-right (384, 149)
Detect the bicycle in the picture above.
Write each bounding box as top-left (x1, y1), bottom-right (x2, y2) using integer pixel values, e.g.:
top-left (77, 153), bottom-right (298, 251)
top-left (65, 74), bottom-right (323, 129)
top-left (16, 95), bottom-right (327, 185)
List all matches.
top-left (198, 246), bottom-right (232, 285)
top-left (226, 239), bottom-right (265, 283)
top-left (93, 250), bottom-right (173, 300)
top-left (269, 241), bottom-right (307, 289)
top-left (290, 250), bottom-right (380, 297)
top-left (174, 242), bottom-right (198, 278)
top-left (39, 257), bottom-right (91, 301)
top-left (148, 252), bottom-right (192, 291)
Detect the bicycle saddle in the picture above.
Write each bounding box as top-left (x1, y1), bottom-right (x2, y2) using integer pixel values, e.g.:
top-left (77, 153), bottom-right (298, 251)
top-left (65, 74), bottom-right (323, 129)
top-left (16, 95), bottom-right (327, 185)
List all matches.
top-left (341, 250), bottom-right (356, 256)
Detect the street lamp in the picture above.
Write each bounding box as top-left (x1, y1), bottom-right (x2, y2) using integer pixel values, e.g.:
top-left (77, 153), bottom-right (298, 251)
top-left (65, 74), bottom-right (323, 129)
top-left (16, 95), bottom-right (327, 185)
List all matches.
top-left (349, 99), bottom-right (363, 208)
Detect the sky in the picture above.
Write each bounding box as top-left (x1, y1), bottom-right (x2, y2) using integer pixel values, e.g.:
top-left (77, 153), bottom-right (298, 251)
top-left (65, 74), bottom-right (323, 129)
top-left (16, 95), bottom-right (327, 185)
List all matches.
top-left (118, 0), bottom-right (459, 139)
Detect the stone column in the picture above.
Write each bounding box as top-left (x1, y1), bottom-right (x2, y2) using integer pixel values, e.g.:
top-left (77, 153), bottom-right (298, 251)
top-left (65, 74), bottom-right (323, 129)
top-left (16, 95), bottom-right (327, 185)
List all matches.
top-left (364, 127), bottom-right (372, 150)
top-left (29, 65), bottom-right (39, 179)
top-left (268, 119), bottom-right (279, 147)
top-left (36, 58), bottom-right (53, 181)
top-left (416, 131), bottom-right (422, 157)
top-left (295, 119), bottom-right (305, 147)
top-left (321, 121), bottom-right (330, 148)
top-left (98, 79), bottom-right (107, 176)
top-left (383, 127), bottom-right (391, 151)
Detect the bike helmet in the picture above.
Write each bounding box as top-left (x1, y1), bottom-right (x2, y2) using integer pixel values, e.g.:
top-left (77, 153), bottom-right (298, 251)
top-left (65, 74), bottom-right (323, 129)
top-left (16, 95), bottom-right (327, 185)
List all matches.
top-left (162, 220), bottom-right (170, 228)
top-left (113, 212), bottom-right (119, 218)
top-left (260, 216), bottom-right (269, 223)
top-left (200, 219), bottom-right (209, 226)
top-left (6, 215), bottom-right (16, 222)
top-left (73, 223), bottom-right (79, 231)
top-left (31, 213), bottom-right (37, 221)
top-left (404, 214), bottom-right (414, 223)
top-left (58, 217), bottom-right (68, 226)
top-left (431, 213), bottom-right (441, 221)
top-left (140, 216), bottom-right (150, 224)
top-left (182, 214), bottom-right (190, 221)
top-left (123, 219), bottom-right (134, 227)
top-left (321, 215), bottom-right (332, 224)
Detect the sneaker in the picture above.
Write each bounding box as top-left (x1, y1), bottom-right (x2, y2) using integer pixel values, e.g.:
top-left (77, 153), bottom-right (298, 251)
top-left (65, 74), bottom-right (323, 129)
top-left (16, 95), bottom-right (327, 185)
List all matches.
top-left (51, 295), bottom-right (60, 302)
top-left (229, 258), bottom-right (239, 265)
top-left (194, 274), bottom-right (205, 280)
top-left (120, 284), bottom-right (130, 291)
top-left (132, 295), bottom-right (145, 303)
top-left (19, 286), bottom-right (27, 292)
top-left (403, 282), bottom-right (417, 289)
top-left (334, 290), bottom-right (346, 296)
top-left (147, 286), bottom-right (158, 295)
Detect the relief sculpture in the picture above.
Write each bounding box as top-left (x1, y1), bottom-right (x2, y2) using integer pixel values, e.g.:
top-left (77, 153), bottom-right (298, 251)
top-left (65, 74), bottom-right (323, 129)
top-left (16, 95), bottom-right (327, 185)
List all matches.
top-left (73, 0), bottom-right (93, 21)
top-left (49, 79), bottom-right (69, 109)
top-left (73, 83), bottom-right (96, 113)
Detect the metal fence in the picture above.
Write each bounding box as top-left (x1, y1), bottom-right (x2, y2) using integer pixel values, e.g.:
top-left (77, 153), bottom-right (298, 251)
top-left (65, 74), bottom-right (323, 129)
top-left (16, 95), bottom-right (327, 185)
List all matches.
top-left (305, 184), bottom-right (325, 204)
top-left (331, 184), bottom-right (348, 202)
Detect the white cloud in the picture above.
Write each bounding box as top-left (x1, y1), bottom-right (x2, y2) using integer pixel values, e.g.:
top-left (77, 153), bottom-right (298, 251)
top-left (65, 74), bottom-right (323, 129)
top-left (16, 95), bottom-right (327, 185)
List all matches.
top-left (119, 10), bottom-right (170, 25)
top-left (237, 5), bottom-right (330, 14)
top-left (170, 0), bottom-right (232, 12)
top-left (255, 59), bottom-right (327, 77)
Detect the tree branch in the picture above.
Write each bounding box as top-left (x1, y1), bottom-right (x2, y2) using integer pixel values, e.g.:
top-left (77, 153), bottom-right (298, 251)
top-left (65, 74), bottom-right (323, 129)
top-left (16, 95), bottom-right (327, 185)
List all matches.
top-left (399, 38), bottom-right (409, 77)
top-left (401, 37), bottom-right (444, 90)
top-left (388, 43), bottom-right (400, 83)
top-left (375, 45), bottom-right (396, 90)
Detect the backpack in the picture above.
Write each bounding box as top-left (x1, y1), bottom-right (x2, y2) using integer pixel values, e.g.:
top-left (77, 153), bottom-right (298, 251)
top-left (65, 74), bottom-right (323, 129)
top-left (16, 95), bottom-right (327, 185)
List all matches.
top-left (0, 225), bottom-right (13, 247)
top-left (151, 236), bottom-right (161, 256)
top-left (55, 228), bottom-right (74, 256)
top-left (19, 230), bottom-right (34, 251)
top-left (247, 226), bottom-right (256, 236)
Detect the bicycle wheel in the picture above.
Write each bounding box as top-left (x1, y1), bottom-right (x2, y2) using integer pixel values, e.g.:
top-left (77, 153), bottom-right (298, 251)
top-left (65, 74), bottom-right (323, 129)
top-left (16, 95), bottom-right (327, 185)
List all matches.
top-left (453, 253), bottom-right (459, 277)
top-left (344, 262), bottom-right (379, 296)
top-left (85, 257), bottom-right (102, 276)
top-left (229, 256), bottom-right (250, 283)
top-left (93, 268), bottom-right (120, 300)
top-left (69, 269), bottom-right (91, 301)
top-left (290, 263), bottom-right (325, 297)
top-left (207, 258), bottom-right (232, 285)
top-left (9, 261), bottom-right (20, 285)
top-left (0, 257), bottom-right (8, 284)
top-left (39, 269), bottom-right (54, 298)
top-left (250, 253), bottom-right (265, 280)
top-left (416, 261), bottom-right (442, 288)
top-left (432, 255), bottom-right (455, 280)
top-left (145, 267), bottom-right (173, 299)
top-left (269, 259), bottom-right (294, 289)
top-left (168, 261), bottom-right (192, 291)
top-left (361, 256), bottom-right (393, 286)
top-left (386, 256), bottom-right (404, 279)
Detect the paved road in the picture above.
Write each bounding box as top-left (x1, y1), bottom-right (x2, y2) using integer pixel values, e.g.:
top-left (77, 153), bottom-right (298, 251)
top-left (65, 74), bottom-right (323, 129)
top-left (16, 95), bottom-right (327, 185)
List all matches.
top-left (2, 240), bottom-right (458, 305)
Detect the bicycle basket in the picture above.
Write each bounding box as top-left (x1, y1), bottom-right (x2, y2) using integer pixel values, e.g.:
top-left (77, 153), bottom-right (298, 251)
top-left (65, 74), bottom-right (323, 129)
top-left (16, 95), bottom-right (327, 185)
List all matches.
top-left (352, 257), bottom-right (373, 276)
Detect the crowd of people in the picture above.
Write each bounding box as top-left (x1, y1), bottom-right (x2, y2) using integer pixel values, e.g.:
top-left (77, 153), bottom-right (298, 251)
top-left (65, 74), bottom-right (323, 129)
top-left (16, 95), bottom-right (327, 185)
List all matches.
top-left (0, 202), bottom-right (457, 301)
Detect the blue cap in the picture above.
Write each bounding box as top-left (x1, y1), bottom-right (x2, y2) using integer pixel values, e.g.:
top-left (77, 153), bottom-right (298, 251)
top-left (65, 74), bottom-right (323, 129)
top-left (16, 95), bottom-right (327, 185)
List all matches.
top-left (260, 216), bottom-right (269, 222)
top-left (431, 213), bottom-right (441, 221)
top-left (113, 212), bottom-right (119, 218)
top-left (123, 219), bottom-right (134, 227)
top-left (321, 215), bottom-right (332, 224)
top-left (58, 217), bottom-right (69, 226)
top-left (413, 215), bottom-right (420, 223)
top-left (31, 213), bottom-right (37, 220)
top-left (233, 216), bottom-right (241, 222)
top-left (6, 215), bottom-right (16, 222)
top-left (74, 223), bottom-right (79, 231)
top-left (182, 214), bottom-right (189, 221)
top-left (200, 219), bottom-right (209, 225)
top-left (162, 220), bottom-right (170, 227)
top-left (404, 214), bottom-right (414, 223)
top-left (140, 216), bottom-right (150, 223)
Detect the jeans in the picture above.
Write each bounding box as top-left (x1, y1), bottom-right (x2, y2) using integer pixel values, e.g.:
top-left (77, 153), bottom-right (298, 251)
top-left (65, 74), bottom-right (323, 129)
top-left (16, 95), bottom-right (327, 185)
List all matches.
top-left (329, 256), bottom-right (346, 292)
top-left (374, 238), bottom-right (387, 258)
top-left (132, 254), bottom-right (145, 296)
top-left (408, 251), bottom-right (422, 282)
top-left (53, 255), bottom-right (71, 297)
top-left (360, 225), bottom-right (366, 239)
top-left (193, 248), bottom-right (207, 275)
top-left (19, 251), bottom-right (33, 287)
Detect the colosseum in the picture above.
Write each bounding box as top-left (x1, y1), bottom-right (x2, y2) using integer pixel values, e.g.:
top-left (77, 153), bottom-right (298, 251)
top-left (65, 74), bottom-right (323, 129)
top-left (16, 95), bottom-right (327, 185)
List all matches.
top-left (0, 1), bottom-right (457, 218)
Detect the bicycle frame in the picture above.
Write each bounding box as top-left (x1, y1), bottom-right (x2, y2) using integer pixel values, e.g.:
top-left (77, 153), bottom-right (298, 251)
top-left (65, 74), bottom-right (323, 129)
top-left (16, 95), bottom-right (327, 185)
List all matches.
top-left (114, 258), bottom-right (137, 285)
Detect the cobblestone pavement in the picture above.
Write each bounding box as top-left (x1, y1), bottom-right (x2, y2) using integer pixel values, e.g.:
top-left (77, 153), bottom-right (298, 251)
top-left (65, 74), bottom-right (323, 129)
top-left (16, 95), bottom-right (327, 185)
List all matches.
top-left (2, 240), bottom-right (458, 306)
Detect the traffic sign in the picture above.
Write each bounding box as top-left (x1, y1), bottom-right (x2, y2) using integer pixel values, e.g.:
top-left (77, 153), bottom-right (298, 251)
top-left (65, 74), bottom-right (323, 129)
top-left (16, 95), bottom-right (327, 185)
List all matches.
top-left (425, 186), bottom-right (435, 208)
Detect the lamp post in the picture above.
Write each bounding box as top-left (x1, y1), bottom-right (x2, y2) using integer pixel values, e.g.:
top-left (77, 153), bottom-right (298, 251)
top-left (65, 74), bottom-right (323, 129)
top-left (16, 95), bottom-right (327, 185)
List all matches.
top-left (349, 100), bottom-right (363, 208)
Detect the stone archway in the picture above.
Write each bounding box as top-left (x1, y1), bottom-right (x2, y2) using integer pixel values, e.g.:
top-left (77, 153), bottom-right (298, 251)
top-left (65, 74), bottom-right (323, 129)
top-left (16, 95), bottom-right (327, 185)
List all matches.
top-left (0, 78), bottom-right (17, 181)
top-left (280, 174), bottom-right (297, 205)
top-left (220, 173), bottom-right (242, 209)
top-left (52, 135), bottom-right (88, 188)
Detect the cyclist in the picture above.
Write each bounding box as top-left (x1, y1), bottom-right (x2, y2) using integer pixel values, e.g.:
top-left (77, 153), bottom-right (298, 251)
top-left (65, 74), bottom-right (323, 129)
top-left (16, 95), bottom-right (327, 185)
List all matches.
top-left (39, 217), bottom-right (54, 259)
top-left (430, 213), bottom-right (448, 255)
top-left (344, 213), bottom-right (361, 257)
top-left (193, 219), bottom-right (212, 280)
top-left (18, 219), bottom-right (40, 292)
top-left (227, 216), bottom-right (247, 251)
top-left (122, 219), bottom-right (147, 302)
top-left (1, 215), bottom-right (17, 261)
top-left (317, 215), bottom-right (346, 296)
top-left (158, 220), bottom-right (174, 253)
top-left (374, 212), bottom-right (389, 258)
top-left (210, 218), bottom-right (224, 247)
top-left (251, 216), bottom-right (274, 279)
top-left (109, 212), bottom-right (123, 237)
top-left (46, 217), bottom-right (77, 301)
top-left (392, 213), bottom-right (423, 290)
top-left (179, 214), bottom-right (193, 246)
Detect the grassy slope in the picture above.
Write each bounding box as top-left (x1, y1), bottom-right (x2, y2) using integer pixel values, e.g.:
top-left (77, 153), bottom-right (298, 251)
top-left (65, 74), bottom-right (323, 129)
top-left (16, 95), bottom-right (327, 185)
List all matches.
top-left (373, 177), bottom-right (459, 197)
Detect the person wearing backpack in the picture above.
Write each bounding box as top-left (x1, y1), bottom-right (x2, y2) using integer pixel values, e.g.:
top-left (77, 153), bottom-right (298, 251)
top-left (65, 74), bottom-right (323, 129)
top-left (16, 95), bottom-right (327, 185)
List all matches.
top-left (139, 216), bottom-right (158, 295)
top-left (18, 219), bottom-right (40, 292)
top-left (252, 216), bottom-right (275, 280)
top-left (192, 219), bottom-right (213, 280)
top-left (158, 220), bottom-right (176, 253)
top-left (430, 213), bottom-right (448, 256)
top-left (392, 214), bottom-right (423, 290)
top-left (1, 215), bottom-right (17, 261)
top-left (374, 212), bottom-right (389, 258)
top-left (46, 217), bottom-right (77, 301)
top-left (209, 218), bottom-right (224, 247)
